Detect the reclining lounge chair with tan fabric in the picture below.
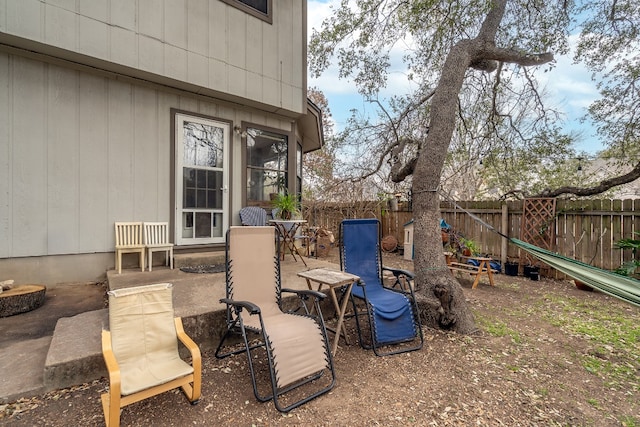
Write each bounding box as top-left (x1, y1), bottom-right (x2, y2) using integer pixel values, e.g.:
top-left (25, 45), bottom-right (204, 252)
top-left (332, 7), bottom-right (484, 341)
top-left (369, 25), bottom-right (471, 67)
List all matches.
top-left (215, 226), bottom-right (336, 412)
top-left (101, 283), bottom-right (201, 427)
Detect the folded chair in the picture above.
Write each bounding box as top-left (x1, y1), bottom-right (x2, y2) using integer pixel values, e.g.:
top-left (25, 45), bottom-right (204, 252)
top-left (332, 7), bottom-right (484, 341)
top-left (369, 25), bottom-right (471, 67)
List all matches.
top-left (239, 206), bottom-right (267, 226)
top-left (339, 218), bottom-right (423, 356)
top-left (215, 226), bottom-right (335, 412)
top-left (101, 283), bottom-right (201, 427)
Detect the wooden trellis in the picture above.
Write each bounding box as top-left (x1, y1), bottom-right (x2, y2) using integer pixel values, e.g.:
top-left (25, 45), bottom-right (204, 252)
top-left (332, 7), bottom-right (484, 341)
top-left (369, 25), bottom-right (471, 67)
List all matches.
top-left (520, 198), bottom-right (557, 274)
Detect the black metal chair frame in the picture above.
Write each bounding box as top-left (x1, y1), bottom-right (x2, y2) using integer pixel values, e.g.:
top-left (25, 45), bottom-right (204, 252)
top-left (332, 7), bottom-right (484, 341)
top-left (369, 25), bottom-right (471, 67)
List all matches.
top-left (339, 219), bottom-right (424, 357)
top-left (215, 228), bottom-right (336, 412)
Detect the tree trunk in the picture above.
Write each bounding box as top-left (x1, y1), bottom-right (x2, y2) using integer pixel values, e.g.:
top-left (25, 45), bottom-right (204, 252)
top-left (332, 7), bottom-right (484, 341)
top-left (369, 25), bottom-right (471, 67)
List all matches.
top-left (410, 0), bottom-right (519, 334)
top-left (412, 42), bottom-right (478, 334)
top-left (0, 285), bottom-right (46, 317)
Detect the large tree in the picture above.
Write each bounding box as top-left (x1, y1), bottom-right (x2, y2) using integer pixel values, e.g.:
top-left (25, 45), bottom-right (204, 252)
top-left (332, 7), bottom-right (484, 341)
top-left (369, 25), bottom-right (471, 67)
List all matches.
top-left (309, 0), bottom-right (640, 333)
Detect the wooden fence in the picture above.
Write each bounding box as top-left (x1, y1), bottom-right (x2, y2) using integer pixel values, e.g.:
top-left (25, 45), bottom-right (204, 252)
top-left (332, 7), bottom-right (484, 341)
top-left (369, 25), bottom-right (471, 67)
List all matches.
top-left (301, 199), bottom-right (640, 277)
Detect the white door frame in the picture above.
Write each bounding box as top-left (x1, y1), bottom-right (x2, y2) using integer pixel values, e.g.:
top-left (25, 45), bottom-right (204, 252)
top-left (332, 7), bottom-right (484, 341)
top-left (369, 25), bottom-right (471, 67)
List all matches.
top-left (175, 113), bottom-right (230, 245)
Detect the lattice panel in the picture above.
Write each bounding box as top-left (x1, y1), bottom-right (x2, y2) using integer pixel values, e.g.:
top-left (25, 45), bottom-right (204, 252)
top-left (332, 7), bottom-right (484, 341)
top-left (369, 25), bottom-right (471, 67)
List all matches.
top-left (520, 198), bottom-right (557, 270)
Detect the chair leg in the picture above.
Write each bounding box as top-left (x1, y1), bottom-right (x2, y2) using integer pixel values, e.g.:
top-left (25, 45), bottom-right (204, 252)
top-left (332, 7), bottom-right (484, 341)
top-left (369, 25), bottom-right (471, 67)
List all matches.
top-left (148, 250), bottom-right (153, 272)
top-left (140, 250), bottom-right (145, 272)
top-left (101, 391), bottom-right (121, 427)
top-left (116, 252), bottom-right (122, 275)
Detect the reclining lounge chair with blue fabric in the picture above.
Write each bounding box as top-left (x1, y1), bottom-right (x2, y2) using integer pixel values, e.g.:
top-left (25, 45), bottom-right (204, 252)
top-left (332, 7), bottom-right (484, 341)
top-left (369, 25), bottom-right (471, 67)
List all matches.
top-left (339, 218), bottom-right (423, 356)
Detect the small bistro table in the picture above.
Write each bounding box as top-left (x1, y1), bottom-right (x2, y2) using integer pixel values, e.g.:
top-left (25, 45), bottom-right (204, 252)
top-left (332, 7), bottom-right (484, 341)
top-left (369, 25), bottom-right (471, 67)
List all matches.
top-left (297, 268), bottom-right (360, 356)
top-left (269, 219), bottom-right (308, 267)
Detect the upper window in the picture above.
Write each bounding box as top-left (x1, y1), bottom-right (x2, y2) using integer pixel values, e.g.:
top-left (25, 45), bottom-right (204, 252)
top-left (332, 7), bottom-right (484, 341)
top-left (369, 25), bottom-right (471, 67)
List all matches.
top-left (221, 0), bottom-right (272, 24)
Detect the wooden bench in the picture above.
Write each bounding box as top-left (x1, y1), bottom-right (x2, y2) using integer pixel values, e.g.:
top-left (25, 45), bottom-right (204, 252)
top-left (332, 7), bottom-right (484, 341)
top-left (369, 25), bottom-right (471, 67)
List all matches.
top-left (447, 257), bottom-right (496, 289)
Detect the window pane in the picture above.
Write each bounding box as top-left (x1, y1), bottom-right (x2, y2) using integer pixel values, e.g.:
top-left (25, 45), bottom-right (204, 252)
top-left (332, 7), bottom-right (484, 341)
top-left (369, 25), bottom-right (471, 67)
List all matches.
top-left (197, 169), bottom-right (207, 188)
top-left (184, 167), bottom-right (196, 187)
top-left (196, 190), bottom-right (206, 208)
top-left (212, 212), bottom-right (223, 237)
top-left (183, 121), bottom-right (223, 168)
top-left (185, 189), bottom-right (196, 208)
top-left (247, 129), bottom-right (287, 171)
top-left (195, 212), bottom-right (212, 238)
top-left (246, 127), bottom-right (288, 202)
top-left (182, 212), bottom-right (194, 238)
top-left (247, 169), bottom-right (287, 201)
top-left (239, 0), bottom-right (267, 14)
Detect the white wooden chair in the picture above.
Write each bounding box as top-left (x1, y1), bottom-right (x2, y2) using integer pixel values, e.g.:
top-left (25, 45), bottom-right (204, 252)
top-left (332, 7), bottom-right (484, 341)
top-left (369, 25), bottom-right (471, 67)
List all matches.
top-left (144, 222), bottom-right (174, 272)
top-left (114, 222), bottom-right (145, 274)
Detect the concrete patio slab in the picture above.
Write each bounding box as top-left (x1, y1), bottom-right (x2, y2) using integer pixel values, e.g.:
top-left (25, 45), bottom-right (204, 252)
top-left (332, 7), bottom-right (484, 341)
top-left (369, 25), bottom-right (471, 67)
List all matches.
top-left (1, 255), bottom-right (339, 403)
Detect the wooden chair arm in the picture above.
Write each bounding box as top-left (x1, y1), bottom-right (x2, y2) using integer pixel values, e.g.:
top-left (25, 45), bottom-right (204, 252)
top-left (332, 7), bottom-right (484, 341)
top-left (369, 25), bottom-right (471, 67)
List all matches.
top-left (101, 330), bottom-right (121, 396)
top-left (174, 318), bottom-right (202, 364)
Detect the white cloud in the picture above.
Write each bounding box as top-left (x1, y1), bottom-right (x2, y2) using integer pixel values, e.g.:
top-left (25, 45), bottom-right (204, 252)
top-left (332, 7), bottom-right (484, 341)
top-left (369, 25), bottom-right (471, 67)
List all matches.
top-left (539, 36), bottom-right (599, 113)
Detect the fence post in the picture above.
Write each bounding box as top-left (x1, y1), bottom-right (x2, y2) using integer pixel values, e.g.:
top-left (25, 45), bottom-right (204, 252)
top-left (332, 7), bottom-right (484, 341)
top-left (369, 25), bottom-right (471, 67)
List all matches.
top-left (501, 203), bottom-right (508, 268)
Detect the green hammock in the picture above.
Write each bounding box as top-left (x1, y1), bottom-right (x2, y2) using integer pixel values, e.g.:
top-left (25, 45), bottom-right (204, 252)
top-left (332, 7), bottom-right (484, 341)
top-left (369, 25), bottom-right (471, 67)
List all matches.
top-left (510, 238), bottom-right (640, 308)
top-left (437, 190), bottom-right (640, 307)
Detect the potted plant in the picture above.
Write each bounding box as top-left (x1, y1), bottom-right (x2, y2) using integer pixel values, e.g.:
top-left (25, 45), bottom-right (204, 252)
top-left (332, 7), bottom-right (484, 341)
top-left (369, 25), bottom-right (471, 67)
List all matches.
top-left (271, 193), bottom-right (300, 220)
top-left (459, 237), bottom-right (480, 257)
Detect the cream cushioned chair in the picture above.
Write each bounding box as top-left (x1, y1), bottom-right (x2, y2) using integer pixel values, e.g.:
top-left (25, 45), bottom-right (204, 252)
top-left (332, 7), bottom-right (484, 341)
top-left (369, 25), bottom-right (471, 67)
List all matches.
top-left (101, 283), bottom-right (201, 427)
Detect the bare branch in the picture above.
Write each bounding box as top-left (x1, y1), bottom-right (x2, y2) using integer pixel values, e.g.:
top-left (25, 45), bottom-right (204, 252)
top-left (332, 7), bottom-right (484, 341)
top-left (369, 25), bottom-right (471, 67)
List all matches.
top-left (478, 45), bottom-right (554, 67)
top-left (533, 160), bottom-right (640, 198)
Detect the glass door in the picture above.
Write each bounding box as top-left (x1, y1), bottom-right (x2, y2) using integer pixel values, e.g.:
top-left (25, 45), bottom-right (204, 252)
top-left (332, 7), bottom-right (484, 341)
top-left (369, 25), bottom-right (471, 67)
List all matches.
top-left (175, 114), bottom-right (229, 245)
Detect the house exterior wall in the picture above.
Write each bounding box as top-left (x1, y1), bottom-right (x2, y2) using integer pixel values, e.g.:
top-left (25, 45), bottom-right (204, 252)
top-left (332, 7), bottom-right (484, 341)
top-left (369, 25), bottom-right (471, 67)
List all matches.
top-left (0, 1), bottom-right (312, 284)
top-left (0, 51), bottom-right (296, 283)
top-left (0, 0), bottom-right (306, 116)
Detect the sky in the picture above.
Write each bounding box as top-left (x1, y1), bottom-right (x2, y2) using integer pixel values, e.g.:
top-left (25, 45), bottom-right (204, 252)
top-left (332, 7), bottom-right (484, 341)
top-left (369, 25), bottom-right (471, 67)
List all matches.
top-left (307, 0), bottom-right (605, 155)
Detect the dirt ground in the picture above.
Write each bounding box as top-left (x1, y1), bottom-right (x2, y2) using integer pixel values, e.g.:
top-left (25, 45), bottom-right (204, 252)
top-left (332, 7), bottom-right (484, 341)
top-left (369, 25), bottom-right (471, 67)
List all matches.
top-left (1, 252), bottom-right (639, 426)
top-left (0, 282), bottom-right (108, 348)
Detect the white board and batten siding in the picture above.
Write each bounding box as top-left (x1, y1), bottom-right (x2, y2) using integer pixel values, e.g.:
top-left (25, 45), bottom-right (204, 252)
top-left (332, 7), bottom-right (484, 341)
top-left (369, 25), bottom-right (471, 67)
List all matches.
top-left (0, 53), bottom-right (293, 260)
top-left (0, 1), bottom-right (307, 284)
top-left (0, 0), bottom-right (306, 115)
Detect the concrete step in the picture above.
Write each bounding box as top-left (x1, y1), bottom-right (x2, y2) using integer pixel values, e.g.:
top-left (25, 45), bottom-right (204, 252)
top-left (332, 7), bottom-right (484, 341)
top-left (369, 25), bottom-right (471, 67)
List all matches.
top-left (43, 304), bottom-right (227, 394)
top-left (0, 337), bottom-right (51, 403)
top-left (38, 257), bottom-right (334, 396)
top-left (173, 251), bottom-right (225, 268)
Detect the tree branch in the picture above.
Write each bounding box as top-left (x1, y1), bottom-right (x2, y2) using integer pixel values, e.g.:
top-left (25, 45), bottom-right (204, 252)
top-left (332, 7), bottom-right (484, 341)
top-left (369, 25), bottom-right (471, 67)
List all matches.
top-left (534, 160), bottom-right (640, 197)
top-left (479, 45), bottom-right (554, 67)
